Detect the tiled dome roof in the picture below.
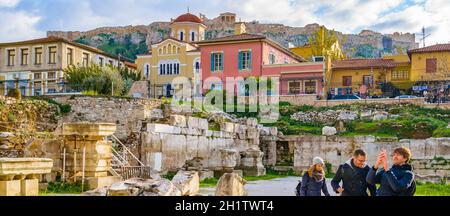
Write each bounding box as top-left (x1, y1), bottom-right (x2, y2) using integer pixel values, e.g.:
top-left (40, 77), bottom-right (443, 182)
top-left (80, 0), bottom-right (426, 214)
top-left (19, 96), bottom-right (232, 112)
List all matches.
top-left (172, 13), bottom-right (203, 24)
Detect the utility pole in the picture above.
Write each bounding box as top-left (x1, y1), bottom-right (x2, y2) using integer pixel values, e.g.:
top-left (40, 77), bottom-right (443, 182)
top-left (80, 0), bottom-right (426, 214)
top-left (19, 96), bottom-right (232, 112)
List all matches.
top-left (418, 26), bottom-right (431, 47)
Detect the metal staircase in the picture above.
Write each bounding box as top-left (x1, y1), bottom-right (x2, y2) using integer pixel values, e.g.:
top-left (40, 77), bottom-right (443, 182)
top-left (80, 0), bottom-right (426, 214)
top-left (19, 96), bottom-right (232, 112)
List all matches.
top-left (109, 134), bottom-right (154, 180)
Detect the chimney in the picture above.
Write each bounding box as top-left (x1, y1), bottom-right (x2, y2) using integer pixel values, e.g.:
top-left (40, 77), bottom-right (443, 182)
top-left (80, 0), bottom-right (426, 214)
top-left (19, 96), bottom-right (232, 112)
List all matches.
top-left (234, 21), bottom-right (246, 35)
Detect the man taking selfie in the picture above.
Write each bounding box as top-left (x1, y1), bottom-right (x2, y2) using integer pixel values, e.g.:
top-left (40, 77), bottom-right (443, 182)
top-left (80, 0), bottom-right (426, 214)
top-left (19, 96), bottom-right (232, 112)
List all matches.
top-left (366, 147), bottom-right (416, 196)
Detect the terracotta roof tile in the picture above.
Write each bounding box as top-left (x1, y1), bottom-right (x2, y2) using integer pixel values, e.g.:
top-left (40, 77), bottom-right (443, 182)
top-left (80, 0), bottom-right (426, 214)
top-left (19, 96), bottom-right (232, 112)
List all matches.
top-left (172, 13), bottom-right (203, 24)
top-left (408, 43), bottom-right (450, 55)
top-left (332, 58), bottom-right (396, 70)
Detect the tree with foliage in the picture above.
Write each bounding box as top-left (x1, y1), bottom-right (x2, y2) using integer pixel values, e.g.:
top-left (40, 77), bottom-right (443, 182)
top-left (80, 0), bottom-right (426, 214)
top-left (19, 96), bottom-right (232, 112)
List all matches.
top-left (308, 26), bottom-right (346, 61)
top-left (64, 63), bottom-right (141, 96)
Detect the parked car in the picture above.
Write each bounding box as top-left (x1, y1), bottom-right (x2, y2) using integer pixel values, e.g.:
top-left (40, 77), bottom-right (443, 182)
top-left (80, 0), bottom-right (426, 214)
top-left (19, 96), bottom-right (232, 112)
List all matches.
top-left (331, 95), bottom-right (362, 100)
top-left (394, 95), bottom-right (418, 99)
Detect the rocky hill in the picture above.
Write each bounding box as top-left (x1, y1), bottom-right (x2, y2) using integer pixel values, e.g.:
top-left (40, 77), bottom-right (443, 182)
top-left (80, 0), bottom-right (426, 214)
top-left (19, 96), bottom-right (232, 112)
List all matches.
top-left (48, 13), bottom-right (419, 60)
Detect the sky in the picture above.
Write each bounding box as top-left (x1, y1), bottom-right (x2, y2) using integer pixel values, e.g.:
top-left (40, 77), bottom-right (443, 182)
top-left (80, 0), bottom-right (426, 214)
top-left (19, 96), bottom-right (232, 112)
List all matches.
top-left (0, 0), bottom-right (449, 46)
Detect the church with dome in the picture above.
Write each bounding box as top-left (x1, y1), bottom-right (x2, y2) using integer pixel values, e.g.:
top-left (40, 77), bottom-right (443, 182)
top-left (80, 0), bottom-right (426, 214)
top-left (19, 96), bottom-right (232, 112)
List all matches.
top-left (136, 11), bottom-right (205, 98)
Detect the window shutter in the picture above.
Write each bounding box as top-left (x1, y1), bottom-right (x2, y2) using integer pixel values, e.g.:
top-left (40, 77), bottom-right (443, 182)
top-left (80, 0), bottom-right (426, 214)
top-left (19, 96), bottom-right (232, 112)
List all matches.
top-left (210, 53), bottom-right (215, 71)
top-left (249, 51), bottom-right (252, 69)
top-left (220, 54), bottom-right (224, 71)
top-left (238, 51), bottom-right (242, 70)
top-left (426, 58), bottom-right (437, 73)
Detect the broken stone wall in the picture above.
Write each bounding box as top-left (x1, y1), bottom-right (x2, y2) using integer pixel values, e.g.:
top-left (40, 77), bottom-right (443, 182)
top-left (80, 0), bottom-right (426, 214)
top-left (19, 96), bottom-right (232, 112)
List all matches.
top-left (45, 95), bottom-right (161, 140)
top-left (140, 115), bottom-right (272, 175)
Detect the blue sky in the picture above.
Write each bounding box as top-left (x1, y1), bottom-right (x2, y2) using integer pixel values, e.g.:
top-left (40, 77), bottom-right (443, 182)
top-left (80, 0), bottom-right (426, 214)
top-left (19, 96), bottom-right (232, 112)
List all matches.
top-left (1, 0), bottom-right (449, 46)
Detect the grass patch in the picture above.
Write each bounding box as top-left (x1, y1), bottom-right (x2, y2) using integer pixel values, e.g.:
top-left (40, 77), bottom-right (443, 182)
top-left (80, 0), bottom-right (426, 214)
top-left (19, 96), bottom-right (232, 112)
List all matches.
top-left (415, 182), bottom-right (450, 196)
top-left (40, 181), bottom-right (86, 195)
top-left (200, 177), bottom-right (219, 188)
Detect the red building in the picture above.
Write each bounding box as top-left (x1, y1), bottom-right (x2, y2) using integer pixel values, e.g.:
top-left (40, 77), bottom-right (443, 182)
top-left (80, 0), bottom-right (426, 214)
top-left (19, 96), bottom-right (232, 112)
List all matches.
top-left (196, 32), bottom-right (325, 96)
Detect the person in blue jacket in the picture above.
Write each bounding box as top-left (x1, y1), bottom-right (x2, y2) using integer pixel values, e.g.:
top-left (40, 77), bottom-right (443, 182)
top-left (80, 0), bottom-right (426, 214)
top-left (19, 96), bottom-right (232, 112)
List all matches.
top-left (366, 147), bottom-right (416, 196)
top-left (331, 149), bottom-right (377, 196)
top-left (300, 157), bottom-right (330, 196)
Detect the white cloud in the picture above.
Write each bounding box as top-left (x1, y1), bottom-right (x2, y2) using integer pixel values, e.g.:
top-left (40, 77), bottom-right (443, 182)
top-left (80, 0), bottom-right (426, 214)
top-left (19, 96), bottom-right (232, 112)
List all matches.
top-left (371, 0), bottom-right (450, 45)
top-left (1, 0), bottom-right (449, 45)
top-left (0, 0), bottom-right (19, 8)
top-left (0, 11), bottom-right (44, 42)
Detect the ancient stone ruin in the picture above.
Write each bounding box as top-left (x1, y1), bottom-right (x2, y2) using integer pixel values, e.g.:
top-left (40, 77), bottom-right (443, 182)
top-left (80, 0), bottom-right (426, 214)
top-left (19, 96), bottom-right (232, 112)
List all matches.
top-left (0, 158), bottom-right (53, 196)
top-left (140, 115), bottom-right (270, 178)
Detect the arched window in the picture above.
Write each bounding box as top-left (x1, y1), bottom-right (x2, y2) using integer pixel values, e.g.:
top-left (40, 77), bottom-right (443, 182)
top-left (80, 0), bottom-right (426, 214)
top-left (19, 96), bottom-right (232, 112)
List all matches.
top-left (177, 47), bottom-right (181, 53)
top-left (172, 46), bottom-right (176, 54)
top-left (145, 64), bottom-right (150, 79)
top-left (159, 49), bottom-right (162, 55)
top-left (168, 44), bottom-right (172, 54)
top-left (191, 32), bottom-right (195, 41)
top-left (195, 61), bottom-right (200, 73)
top-left (166, 64), bottom-right (169, 75)
top-left (163, 46), bottom-right (167, 54)
top-left (180, 31), bottom-right (184, 41)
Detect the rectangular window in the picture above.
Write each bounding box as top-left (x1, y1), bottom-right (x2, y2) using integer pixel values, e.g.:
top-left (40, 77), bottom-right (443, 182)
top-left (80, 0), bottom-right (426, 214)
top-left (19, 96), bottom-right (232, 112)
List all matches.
top-left (34, 73), bottom-right (41, 80)
top-left (47, 72), bottom-right (56, 79)
top-left (67, 48), bottom-right (73, 65)
top-left (363, 75), bottom-right (373, 87)
top-left (304, 80), bottom-right (317, 94)
top-left (392, 70), bottom-right (409, 80)
top-left (211, 53), bottom-right (223, 72)
top-left (269, 53), bottom-right (275, 64)
top-left (82, 53), bottom-right (89, 67)
top-left (21, 48), bottom-right (28, 65)
top-left (343, 76), bottom-right (352, 86)
top-left (239, 50), bottom-right (251, 70)
top-left (35, 47), bottom-right (42, 65)
top-left (48, 46), bottom-right (57, 64)
top-left (7, 49), bottom-right (15, 66)
top-left (99, 57), bottom-right (104, 66)
top-left (426, 58), bottom-right (437, 73)
top-left (288, 81), bottom-right (301, 94)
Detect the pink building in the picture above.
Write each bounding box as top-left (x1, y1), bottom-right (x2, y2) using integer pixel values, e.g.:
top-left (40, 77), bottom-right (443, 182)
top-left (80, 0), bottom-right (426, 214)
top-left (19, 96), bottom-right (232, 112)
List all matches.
top-left (196, 33), bottom-right (324, 96)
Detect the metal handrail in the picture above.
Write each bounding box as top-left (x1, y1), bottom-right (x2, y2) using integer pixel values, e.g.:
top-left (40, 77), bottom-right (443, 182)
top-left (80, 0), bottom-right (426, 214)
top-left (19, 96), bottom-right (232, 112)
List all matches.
top-left (111, 134), bottom-right (145, 166)
top-left (111, 146), bottom-right (129, 166)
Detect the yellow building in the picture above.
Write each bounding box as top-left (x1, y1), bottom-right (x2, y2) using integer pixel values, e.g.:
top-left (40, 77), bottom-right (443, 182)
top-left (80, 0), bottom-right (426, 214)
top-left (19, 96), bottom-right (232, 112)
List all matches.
top-left (408, 44), bottom-right (450, 82)
top-left (136, 12), bottom-right (205, 98)
top-left (328, 55), bottom-right (413, 97)
top-left (290, 40), bottom-right (345, 62)
top-left (0, 36), bottom-right (135, 96)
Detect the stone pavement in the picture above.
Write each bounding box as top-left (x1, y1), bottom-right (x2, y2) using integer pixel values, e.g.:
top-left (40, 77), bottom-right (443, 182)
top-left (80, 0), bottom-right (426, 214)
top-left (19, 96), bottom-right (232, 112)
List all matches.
top-left (199, 177), bottom-right (338, 196)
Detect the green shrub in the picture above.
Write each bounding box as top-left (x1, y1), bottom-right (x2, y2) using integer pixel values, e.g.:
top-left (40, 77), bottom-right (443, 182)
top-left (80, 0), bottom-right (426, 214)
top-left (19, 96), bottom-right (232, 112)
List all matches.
top-left (162, 171), bottom-right (177, 180)
top-left (45, 99), bottom-right (71, 115)
top-left (42, 181), bottom-right (87, 194)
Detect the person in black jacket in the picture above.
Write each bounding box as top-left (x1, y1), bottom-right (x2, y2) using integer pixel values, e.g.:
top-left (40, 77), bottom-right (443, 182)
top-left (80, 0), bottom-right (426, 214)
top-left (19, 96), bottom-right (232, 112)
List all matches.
top-left (331, 149), bottom-right (376, 196)
top-left (366, 147), bottom-right (415, 196)
top-left (300, 157), bottom-right (330, 196)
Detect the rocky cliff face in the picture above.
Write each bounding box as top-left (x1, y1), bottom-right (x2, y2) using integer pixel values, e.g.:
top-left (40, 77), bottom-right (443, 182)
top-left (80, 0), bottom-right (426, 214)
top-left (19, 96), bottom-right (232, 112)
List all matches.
top-left (47, 15), bottom-right (419, 60)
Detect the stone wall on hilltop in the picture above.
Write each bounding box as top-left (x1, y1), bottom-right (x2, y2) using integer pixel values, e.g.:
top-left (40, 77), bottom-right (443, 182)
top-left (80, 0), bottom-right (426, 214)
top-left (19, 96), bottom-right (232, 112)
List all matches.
top-left (46, 13), bottom-right (419, 59)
